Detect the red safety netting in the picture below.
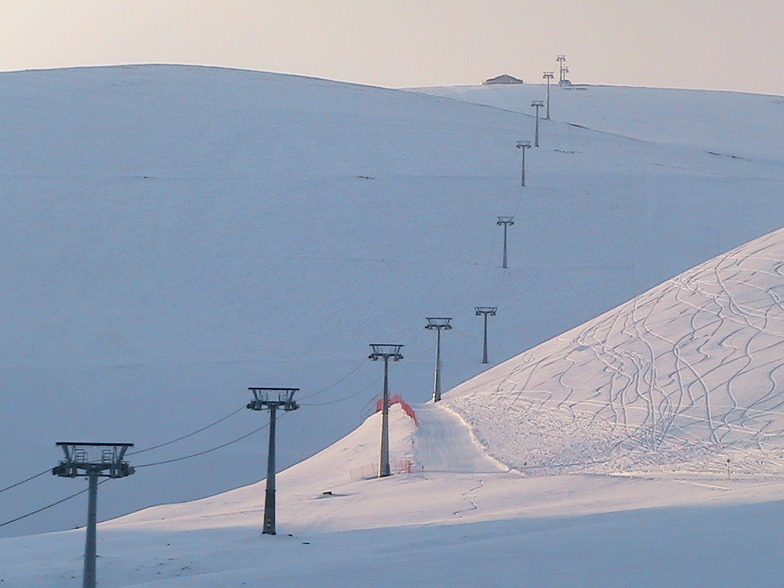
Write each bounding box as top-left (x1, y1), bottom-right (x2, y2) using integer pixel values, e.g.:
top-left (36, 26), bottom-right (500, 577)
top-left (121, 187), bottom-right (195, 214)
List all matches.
top-left (376, 395), bottom-right (419, 426)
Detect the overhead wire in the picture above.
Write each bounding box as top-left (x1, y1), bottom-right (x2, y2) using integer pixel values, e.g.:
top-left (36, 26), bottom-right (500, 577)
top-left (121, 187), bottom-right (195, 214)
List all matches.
top-left (299, 373), bottom-right (381, 406)
top-left (296, 357), bottom-right (369, 401)
top-left (0, 468), bottom-right (50, 495)
top-left (128, 404), bottom-right (247, 456)
top-left (131, 358), bottom-right (387, 467)
top-left (134, 421), bottom-right (271, 469)
top-left (0, 480), bottom-right (108, 529)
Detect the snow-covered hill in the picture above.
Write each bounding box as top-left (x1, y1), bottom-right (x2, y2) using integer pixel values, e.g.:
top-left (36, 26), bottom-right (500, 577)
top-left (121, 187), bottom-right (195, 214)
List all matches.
top-left (446, 227), bottom-right (784, 476)
top-left (1, 65), bottom-right (783, 542)
top-left (2, 403), bottom-right (783, 586)
top-left (410, 82), bottom-right (784, 162)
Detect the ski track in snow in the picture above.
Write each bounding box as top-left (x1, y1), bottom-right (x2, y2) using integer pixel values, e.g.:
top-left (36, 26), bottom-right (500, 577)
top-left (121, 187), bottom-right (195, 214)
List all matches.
top-left (446, 228), bottom-right (784, 477)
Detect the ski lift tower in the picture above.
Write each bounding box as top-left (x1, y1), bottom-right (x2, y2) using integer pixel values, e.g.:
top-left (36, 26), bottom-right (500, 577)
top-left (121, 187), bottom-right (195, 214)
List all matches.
top-left (531, 100), bottom-right (544, 147)
top-left (516, 141), bottom-right (531, 187)
top-left (369, 344), bottom-right (404, 477)
top-left (53, 442), bottom-right (135, 588)
top-left (497, 216), bottom-right (515, 269)
top-left (543, 72), bottom-right (554, 119)
top-left (557, 55), bottom-right (569, 85)
top-left (474, 307), bottom-right (497, 364)
top-left (247, 387), bottom-right (299, 535)
top-left (425, 317), bottom-right (453, 403)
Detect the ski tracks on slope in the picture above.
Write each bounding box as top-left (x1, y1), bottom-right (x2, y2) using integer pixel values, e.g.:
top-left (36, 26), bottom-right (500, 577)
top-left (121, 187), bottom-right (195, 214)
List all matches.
top-left (447, 228), bottom-right (784, 476)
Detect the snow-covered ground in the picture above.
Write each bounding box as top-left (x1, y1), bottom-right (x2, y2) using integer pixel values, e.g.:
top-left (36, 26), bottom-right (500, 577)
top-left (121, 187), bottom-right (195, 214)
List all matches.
top-left (446, 227), bottom-right (784, 476)
top-left (2, 403), bottom-right (784, 586)
top-left (410, 82), bottom-right (784, 163)
top-left (2, 65), bottom-right (784, 584)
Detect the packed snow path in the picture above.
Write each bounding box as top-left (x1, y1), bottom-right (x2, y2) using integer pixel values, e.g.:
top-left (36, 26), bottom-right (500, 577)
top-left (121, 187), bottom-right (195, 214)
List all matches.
top-left (414, 403), bottom-right (505, 474)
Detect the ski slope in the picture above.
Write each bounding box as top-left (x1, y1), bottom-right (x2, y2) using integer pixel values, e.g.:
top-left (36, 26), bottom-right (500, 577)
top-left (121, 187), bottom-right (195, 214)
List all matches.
top-left (1, 65), bottom-right (784, 544)
top-left (2, 403), bottom-right (784, 586)
top-left (445, 227), bottom-right (784, 477)
top-left (414, 403), bottom-right (503, 473)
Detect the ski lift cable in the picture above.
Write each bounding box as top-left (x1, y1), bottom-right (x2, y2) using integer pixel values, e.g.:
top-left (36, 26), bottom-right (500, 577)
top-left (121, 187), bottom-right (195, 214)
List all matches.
top-left (299, 375), bottom-right (382, 406)
top-left (128, 405), bottom-right (247, 456)
top-left (296, 357), bottom-right (369, 401)
top-left (0, 468), bottom-right (51, 495)
top-left (134, 421), bottom-right (272, 469)
top-left (0, 480), bottom-right (109, 529)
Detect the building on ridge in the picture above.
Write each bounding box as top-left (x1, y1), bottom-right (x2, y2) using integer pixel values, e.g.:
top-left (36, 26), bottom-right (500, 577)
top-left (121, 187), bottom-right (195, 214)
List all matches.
top-left (482, 74), bottom-right (523, 85)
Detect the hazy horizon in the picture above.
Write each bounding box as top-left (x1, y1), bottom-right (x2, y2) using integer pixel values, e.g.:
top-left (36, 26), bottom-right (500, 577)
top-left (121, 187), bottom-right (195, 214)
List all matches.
top-left (2, 1), bottom-right (782, 96)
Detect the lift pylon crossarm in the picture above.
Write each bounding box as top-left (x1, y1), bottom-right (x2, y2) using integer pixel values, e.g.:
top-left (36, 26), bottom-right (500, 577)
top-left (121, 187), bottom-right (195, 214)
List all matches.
top-left (53, 442), bottom-right (135, 479)
top-left (247, 398), bottom-right (300, 411)
top-left (247, 387), bottom-right (300, 412)
top-left (51, 462), bottom-right (134, 478)
top-left (425, 317), bottom-right (453, 330)
top-left (368, 344), bottom-right (404, 361)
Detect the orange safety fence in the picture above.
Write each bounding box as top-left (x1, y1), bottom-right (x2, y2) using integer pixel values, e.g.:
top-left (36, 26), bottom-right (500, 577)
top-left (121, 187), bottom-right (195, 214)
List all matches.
top-left (376, 395), bottom-right (419, 426)
top-left (349, 458), bottom-right (415, 481)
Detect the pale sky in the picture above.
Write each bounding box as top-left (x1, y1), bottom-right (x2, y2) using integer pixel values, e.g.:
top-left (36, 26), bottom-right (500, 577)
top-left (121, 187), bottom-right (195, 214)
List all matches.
top-left (1, 0), bottom-right (782, 95)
